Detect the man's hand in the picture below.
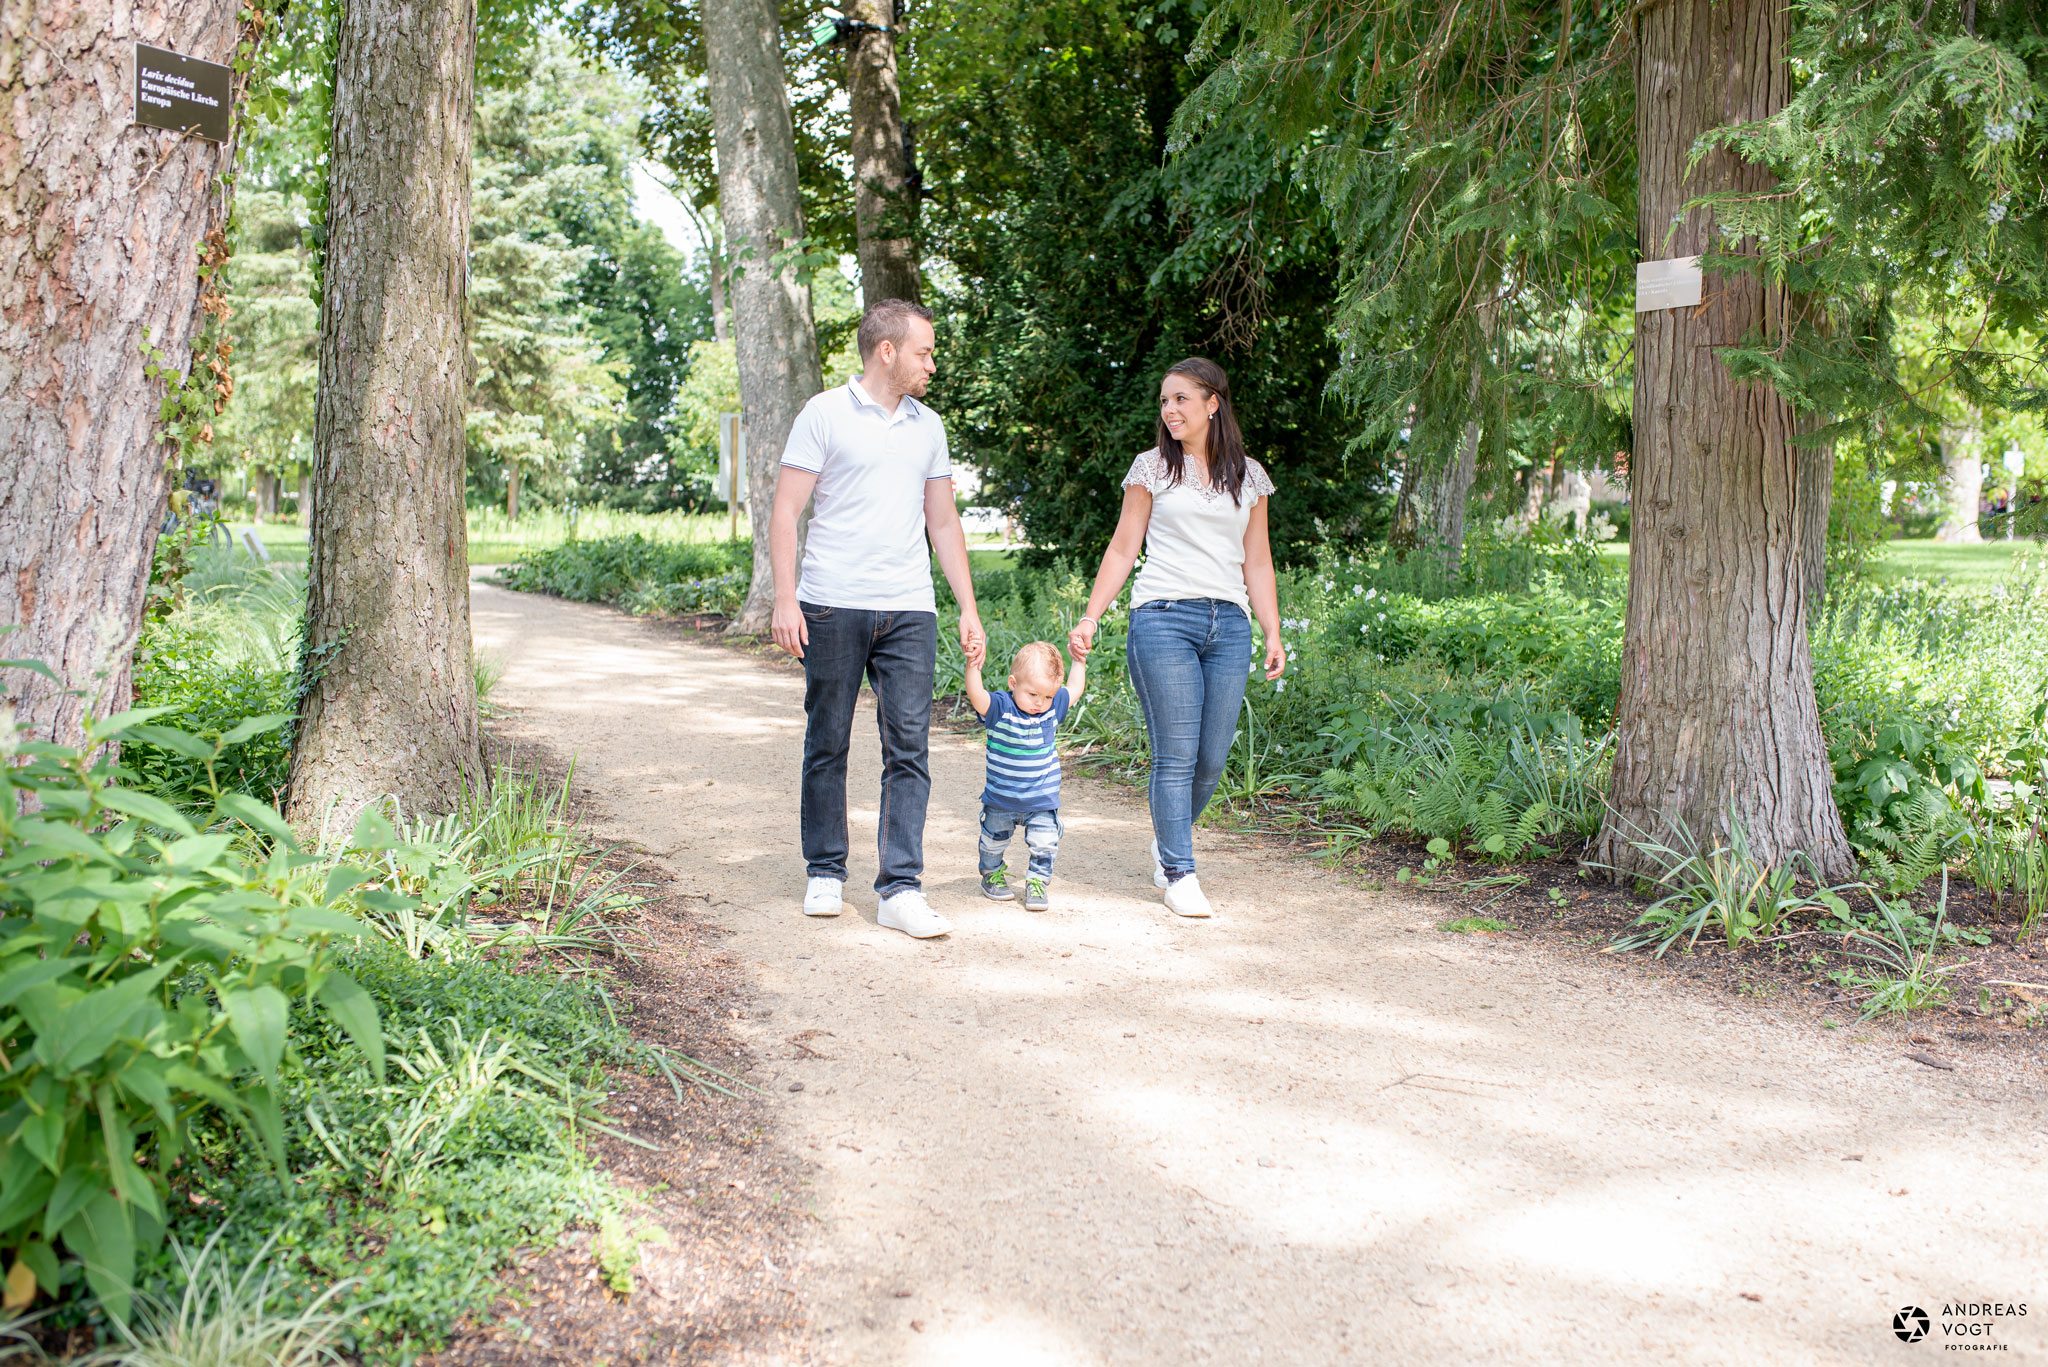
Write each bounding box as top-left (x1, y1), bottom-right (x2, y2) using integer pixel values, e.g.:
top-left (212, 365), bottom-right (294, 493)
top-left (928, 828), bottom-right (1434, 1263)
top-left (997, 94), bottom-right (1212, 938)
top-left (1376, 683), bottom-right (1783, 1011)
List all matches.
top-left (773, 597), bottom-right (808, 659)
top-left (958, 612), bottom-right (985, 662)
top-left (1068, 617), bottom-right (1097, 662)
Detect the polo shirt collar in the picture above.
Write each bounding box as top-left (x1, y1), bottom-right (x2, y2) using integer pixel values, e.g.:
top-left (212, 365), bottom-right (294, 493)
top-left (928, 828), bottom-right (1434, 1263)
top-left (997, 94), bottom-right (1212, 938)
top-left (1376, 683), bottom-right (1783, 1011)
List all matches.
top-left (848, 377), bottom-right (920, 425)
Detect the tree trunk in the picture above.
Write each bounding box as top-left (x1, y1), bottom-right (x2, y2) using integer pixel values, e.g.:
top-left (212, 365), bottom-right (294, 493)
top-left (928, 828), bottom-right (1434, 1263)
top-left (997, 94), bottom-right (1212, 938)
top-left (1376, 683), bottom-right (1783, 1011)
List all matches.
top-left (709, 246), bottom-right (729, 344)
top-left (0, 2), bottom-right (243, 749)
top-left (256, 467), bottom-right (279, 517)
top-left (287, 0), bottom-right (483, 825)
top-left (1796, 434), bottom-right (1833, 612)
top-left (1935, 417), bottom-right (1984, 543)
top-left (705, 0), bottom-right (824, 635)
top-left (1426, 421), bottom-right (1480, 564)
top-left (507, 464), bottom-right (521, 523)
top-left (1594, 0), bottom-right (1853, 880)
top-left (846, 0), bottom-right (919, 306)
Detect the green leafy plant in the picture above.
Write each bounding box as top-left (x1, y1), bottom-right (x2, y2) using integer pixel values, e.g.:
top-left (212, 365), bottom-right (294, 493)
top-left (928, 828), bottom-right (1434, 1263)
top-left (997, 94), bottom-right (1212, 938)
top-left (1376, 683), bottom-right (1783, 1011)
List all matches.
top-left (0, 672), bottom-right (385, 1318)
top-left (1606, 815), bottom-right (1862, 957)
top-left (1829, 874), bottom-right (1970, 1019)
top-left (84, 1228), bottom-right (355, 1367)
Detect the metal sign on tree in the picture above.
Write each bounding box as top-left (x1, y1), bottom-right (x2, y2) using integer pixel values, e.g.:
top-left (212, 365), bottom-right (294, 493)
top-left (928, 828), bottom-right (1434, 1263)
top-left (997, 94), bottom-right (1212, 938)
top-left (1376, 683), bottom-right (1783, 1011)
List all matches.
top-left (133, 43), bottom-right (232, 142)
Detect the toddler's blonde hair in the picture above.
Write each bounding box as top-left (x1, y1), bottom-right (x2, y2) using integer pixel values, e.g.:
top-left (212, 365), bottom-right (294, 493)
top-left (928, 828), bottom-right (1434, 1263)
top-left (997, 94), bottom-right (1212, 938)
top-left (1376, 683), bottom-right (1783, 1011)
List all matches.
top-left (1010, 640), bottom-right (1064, 685)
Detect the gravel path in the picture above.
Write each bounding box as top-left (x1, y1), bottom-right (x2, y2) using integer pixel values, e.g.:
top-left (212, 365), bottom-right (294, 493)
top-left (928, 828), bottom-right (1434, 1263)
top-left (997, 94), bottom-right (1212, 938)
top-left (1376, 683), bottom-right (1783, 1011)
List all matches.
top-left (473, 581), bottom-right (2048, 1365)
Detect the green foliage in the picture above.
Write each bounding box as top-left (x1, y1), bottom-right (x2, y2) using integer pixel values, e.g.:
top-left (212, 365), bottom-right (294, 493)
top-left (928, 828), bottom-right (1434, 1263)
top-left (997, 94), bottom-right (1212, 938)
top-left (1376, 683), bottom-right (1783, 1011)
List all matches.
top-left (0, 697), bottom-right (384, 1321)
top-left (1438, 917), bottom-right (1510, 934)
top-left (917, 0), bottom-right (1382, 565)
top-left (490, 534), bottom-right (751, 616)
top-left (85, 1229), bottom-right (354, 1367)
top-left (1608, 817), bottom-right (1858, 956)
top-left (1828, 875), bottom-right (1972, 1018)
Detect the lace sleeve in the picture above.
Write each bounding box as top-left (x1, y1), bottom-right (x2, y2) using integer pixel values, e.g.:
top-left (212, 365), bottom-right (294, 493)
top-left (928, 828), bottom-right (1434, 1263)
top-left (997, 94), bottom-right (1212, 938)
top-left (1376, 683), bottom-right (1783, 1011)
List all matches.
top-left (1122, 449), bottom-right (1163, 493)
top-left (1244, 458), bottom-right (1276, 500)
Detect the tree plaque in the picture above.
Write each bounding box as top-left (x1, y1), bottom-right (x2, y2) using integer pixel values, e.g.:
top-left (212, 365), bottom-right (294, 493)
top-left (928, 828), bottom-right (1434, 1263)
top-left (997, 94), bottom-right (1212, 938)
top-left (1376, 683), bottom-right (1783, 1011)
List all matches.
top-left (1634, 256), bottom-right (1703, 312)
top-left (133, 44), bottom-right (231, 143)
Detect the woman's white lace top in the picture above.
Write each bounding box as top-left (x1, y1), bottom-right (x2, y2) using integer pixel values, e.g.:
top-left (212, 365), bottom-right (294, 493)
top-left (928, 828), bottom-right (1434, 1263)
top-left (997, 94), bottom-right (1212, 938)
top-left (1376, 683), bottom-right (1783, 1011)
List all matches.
top-left (1121, 448), bottom-right (1274, 615)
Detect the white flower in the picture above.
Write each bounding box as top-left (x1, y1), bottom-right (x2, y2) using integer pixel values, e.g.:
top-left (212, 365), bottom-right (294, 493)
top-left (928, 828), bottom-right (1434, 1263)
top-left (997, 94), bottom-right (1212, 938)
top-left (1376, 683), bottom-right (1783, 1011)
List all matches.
top-left (1273, 678), bottom-right (1286, 693)
top-left (1360, 624), bottom-right (1371, 635)
top-left (1364, 588), bottom-right (1378, 601)
top-left (1352, 584), bottom-right (1363, 595)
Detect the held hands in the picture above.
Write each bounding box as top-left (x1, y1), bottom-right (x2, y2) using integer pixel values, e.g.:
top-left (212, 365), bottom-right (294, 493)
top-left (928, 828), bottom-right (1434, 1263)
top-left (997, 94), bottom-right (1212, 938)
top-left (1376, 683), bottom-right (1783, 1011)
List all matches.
top-left (1263, 635), bottom-right (1288, 681)
top-left (964, 633), bottom-right (987, 669)
top-left (1068, 616), bottom-right (1098, 662)
top-left (772, 597), bottom-right (808, 659)
top-left (958, 613), bottom-right (986, 664)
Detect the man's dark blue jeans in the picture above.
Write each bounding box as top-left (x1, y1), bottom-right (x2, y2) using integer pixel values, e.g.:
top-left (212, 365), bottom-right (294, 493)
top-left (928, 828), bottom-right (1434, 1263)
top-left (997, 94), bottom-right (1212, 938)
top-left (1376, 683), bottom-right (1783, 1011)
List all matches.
top-left (799, 601), bottom-right (937, 896)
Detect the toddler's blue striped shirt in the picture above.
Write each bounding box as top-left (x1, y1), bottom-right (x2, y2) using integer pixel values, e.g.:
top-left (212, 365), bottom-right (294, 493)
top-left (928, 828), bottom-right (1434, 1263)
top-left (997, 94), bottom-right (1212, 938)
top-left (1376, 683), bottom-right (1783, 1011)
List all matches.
top-left (979, 688), bottom-right (1070, 813)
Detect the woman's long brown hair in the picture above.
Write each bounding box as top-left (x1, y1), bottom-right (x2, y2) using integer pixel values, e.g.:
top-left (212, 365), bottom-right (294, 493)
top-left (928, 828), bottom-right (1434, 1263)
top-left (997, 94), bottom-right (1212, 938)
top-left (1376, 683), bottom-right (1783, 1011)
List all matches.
top-left (1155, 357), bottom-right (1251, 505)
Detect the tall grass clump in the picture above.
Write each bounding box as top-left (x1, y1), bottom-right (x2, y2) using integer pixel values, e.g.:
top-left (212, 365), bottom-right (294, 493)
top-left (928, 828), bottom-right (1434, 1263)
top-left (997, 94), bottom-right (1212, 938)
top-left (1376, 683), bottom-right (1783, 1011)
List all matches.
top-left (492, 534), bottom-right (750, 617)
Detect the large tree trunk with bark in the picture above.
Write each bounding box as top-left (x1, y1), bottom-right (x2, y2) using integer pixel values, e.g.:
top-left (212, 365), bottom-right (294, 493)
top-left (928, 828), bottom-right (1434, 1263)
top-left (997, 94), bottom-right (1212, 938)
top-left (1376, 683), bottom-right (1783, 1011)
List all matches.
top-left (1426, 420), bottom-right (1480, 564)
top-left (0, 2), bottom-right (243, 748)
top-left (1796, 434), bottom-right (1834, 612)
top-left (286, 0), bottom-right (483, 825)
top-left (846, 0), bottom-right (919, 306)
top-left (1935, 417), bottom-right (1984, 543)
top-left (1594, 0), bottom-right (1853, 880)
top-left (706, 0), bottom-right (824, 635)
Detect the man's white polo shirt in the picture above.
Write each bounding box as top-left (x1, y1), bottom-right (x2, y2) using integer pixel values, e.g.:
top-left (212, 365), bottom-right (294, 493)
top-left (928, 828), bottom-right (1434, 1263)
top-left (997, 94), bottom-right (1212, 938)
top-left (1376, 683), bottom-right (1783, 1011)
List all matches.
top-left (781, 378), bottom-right (953, 613)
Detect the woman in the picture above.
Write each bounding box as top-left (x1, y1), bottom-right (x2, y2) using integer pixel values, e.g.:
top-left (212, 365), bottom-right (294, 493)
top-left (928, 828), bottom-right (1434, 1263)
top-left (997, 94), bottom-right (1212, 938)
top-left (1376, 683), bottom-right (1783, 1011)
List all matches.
top-left (1068, 358), bottom-right (1286, 918)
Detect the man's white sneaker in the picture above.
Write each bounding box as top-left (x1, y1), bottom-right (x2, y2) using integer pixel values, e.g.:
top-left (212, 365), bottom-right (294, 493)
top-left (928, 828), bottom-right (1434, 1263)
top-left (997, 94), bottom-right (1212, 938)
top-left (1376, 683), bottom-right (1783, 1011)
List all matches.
top-left (803, 876), bottom-right (844, 917)
top-left (1163, 874), bottom-right (1212, 918)
top-left (878, 889), bottom-right (952, 939)
top-left (1149, 839), bottom-right (1170, 890)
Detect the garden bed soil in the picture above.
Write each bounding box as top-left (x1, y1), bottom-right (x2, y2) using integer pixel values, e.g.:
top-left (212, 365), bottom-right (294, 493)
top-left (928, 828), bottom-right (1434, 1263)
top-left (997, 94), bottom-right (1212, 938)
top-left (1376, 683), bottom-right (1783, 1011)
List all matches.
top-left (420, 732), bottom-right (818, 1367)
top-left (1268, 828), bottom-right (2048, 1071)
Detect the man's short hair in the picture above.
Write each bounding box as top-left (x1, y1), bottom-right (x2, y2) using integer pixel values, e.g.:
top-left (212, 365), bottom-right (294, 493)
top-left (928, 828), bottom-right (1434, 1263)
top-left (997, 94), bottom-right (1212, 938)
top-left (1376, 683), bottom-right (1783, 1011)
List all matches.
top-left (858, 299), bottom-right (934, 360)
top-left (1011, 641), bottom-right (1064, 683)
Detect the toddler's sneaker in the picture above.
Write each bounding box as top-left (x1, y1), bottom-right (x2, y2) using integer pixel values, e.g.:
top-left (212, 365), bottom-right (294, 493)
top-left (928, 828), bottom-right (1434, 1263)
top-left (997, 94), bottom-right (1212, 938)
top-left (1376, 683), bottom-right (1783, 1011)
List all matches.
top-left (878, 888), bottom-right (953, 939)
top-left (1023, 877), bottom-right (1050, 912)
top-left (1163, 873), bottom-right (1212, 918)
top-left (1149, 839), bottom-right (1170, 889)
top-left (803, 875), bottom-right (844, 917)
top-left (981, 864), bottom-right (1016, 901)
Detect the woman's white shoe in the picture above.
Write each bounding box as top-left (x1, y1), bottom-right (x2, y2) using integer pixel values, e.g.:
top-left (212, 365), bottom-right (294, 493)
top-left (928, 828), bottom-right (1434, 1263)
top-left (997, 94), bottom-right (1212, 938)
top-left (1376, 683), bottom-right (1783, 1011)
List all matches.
top-left (878, 889), bottom-right (953, 938)
top-left (1163, 874), bottom-right (1212, 918)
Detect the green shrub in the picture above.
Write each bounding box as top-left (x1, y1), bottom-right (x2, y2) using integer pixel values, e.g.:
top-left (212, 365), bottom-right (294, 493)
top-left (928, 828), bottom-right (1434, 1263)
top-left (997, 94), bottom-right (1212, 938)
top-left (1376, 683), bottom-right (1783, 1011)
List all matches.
top-left (491, 534), bottom-right (749, 610)
top-left (0, 695), bottom-right (384, 1321)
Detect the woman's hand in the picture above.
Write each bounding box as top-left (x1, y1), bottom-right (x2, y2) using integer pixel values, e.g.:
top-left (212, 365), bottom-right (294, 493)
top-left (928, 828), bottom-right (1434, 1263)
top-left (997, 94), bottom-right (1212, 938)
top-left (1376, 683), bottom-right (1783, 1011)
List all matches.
top-left (1263, 634), bottom-right (1287, 681)
top-left (1068, 616), bottom-right (1098, 662)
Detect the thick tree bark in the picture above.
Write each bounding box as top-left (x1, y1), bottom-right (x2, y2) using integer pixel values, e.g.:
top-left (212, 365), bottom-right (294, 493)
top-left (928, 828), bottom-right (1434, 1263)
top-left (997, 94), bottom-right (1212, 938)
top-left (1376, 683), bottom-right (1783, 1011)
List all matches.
top-left (0, 2), bottom-right (242, 748)
top-left (286, 0), bottom-right (482, 825)
top-left (705, 0), bottom-right (824, 635)
top-left (709, 247), bottom-right (729, 344)
top-left (1595, 0), bottom-right (1853, 880)
top-left (1935, 417), bottom-right (1984, 543)
top-left (1796, 435), bottom-right (1833, 611)
top-left (846, 0), bottom-right (919, 306)
top-left (1426, 420), bottom-right (1480, 563)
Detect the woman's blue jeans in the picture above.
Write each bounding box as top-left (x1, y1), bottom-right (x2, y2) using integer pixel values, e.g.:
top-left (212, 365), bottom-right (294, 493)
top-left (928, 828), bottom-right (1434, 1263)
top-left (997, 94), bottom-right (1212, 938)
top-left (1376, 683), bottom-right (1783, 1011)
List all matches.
top-left (1125, 598), bottom-right (1252, 881)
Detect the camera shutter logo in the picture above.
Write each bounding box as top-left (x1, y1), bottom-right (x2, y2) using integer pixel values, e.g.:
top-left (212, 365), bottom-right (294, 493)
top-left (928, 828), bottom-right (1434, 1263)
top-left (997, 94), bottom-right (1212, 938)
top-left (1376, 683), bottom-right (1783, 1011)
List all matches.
top-left (1893, 1306), bottom-right (1931, 1343)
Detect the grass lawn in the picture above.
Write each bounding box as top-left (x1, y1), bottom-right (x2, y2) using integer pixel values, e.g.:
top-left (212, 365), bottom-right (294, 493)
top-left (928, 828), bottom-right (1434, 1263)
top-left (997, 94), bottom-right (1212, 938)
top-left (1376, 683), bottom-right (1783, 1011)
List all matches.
top-left (1598, 536), bottom-right (2041, 587)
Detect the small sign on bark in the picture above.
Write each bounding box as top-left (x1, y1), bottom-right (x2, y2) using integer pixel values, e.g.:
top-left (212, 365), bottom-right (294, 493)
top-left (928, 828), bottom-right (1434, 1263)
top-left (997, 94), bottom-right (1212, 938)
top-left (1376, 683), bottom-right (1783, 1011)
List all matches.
top-left (133, 44), bottom-right (232, 143)
top-left (1634, 256), bottom-right (1703, 313)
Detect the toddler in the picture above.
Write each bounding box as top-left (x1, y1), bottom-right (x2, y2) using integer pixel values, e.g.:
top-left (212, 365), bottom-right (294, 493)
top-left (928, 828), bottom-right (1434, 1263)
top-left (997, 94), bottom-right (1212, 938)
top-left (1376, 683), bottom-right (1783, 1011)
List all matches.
top-left (963, 638), bottom-right (1086, 911)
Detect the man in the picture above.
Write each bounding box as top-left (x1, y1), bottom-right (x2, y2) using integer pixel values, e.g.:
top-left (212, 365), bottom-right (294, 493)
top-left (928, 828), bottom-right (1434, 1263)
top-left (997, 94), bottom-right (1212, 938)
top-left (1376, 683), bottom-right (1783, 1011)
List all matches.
top-left (771, 300), bottom-right (985, 939)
